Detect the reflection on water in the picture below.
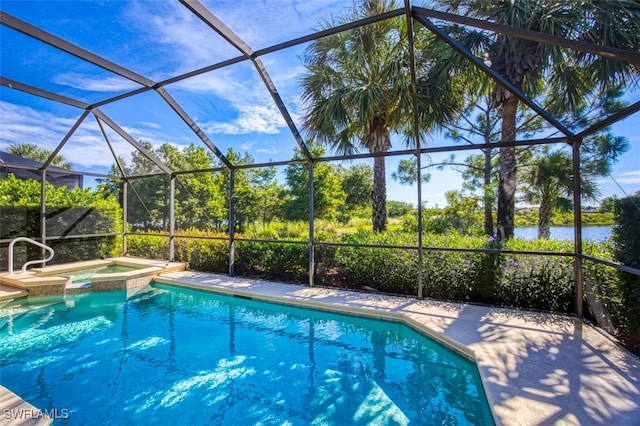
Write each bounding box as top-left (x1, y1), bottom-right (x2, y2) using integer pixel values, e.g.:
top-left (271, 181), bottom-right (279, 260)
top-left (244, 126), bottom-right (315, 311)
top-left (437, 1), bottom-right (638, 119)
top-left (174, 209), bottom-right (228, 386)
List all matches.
top-left (515, 226), bottom-right (612, 242)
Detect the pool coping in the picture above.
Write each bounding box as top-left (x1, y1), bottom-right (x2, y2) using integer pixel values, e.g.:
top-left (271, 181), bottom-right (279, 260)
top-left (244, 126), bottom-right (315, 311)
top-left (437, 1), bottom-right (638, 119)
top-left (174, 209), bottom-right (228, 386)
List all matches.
top-left (0, 386), bottom-right (52, 425)
top-left (0, 284), bottom-right (27, 302)
top-left (154, 271), bottom-right (640, 426)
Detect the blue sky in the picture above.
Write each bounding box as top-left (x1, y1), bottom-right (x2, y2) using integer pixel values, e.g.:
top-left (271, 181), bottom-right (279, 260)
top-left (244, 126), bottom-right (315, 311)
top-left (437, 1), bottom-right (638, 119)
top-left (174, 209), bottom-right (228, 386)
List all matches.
top-left (1, 0), bottom-right (638, 208)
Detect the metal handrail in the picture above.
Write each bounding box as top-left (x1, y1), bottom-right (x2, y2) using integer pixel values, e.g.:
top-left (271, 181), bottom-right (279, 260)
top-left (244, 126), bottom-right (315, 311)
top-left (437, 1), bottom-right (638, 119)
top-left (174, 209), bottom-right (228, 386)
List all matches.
top-left (7, 237), bottom-right (55, 275)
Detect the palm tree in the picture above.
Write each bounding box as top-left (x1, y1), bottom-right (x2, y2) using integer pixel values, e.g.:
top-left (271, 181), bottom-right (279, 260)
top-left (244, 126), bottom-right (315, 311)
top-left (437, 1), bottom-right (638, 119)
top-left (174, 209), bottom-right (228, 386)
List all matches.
top-left (8, 143), bottom-right (72, 169)
top-left (300, 0), bottom-right (461, 232)
top-left (522, 149), bottom-right (576, 239)
top-left (441, 0), bottom-right (640, 240)
top-left (523, 131), bottom-right (628, 239)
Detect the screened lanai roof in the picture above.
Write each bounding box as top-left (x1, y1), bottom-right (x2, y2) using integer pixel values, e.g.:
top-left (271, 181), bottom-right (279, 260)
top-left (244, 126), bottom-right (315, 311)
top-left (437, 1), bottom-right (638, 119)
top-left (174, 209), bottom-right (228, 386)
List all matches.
top-left (1, 0), bottom-right (639, 183)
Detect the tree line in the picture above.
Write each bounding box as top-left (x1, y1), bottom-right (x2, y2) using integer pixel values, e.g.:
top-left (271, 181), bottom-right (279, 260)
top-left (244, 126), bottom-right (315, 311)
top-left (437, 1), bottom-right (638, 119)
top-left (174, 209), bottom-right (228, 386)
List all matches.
top-left (4, 0), bottom-right (638, 241)
top-left (299, 0), bottom-right (639, 239)
top-left (96, 141), bottom-right (377, 233)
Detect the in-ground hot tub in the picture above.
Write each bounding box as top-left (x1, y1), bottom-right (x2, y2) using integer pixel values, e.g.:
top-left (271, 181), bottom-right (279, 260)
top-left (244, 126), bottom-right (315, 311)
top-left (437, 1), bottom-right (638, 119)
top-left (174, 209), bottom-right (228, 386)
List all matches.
top-left (0, 257), bottom-right (186, 298)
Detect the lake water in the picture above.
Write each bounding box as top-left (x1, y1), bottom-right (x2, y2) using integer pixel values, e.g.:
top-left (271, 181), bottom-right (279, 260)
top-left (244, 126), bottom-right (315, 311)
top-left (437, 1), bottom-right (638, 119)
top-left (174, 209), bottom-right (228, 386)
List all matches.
top-left (515, 226), bottom-right (612, 242)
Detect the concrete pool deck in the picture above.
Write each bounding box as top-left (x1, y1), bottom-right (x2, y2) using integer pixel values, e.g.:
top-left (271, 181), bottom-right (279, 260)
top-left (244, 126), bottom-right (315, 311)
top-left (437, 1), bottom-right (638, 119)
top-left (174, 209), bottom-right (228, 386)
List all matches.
top-left (0, 386), bottom-right (51, 425)
top-left (154, 271), bottom-right (640, 426)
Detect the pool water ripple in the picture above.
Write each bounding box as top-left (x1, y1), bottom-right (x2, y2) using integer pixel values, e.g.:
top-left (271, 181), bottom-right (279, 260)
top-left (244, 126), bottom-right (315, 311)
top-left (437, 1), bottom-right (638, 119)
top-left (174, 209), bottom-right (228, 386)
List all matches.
top-left (0, 284), bottom-right (494, 425)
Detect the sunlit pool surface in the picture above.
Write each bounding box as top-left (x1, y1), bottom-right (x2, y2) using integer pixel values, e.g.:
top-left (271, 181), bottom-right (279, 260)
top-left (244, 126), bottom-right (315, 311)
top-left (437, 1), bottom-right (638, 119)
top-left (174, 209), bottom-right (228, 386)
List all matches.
top-left (0, 285), bottom-right (494, 425)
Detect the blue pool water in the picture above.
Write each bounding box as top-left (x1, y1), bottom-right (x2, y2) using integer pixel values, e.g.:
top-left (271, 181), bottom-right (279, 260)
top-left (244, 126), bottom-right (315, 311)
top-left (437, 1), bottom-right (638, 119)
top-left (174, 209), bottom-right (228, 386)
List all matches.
top-left (0, 285), bottom-right (494, 425)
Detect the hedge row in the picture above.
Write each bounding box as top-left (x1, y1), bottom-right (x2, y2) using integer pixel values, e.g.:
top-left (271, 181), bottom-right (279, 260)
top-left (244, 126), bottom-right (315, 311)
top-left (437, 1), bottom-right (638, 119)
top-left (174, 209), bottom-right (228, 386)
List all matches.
top-left (333, 232), bottom-right (576, 312)
top-left (126, 231), bottom-right (308, 283)
top-left (126, 230), bottom-right (584, 312)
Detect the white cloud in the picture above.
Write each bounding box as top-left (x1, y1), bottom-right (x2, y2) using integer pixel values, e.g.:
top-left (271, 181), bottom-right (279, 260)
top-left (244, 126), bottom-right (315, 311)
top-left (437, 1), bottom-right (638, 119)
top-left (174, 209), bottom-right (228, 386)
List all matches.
top-left (0, 101), bottom-right (178, 170)
top-left (124, 0), bottom-right (239, 75)
top-left (257, 55), bottom-right (307, 126)
top-left (52, 74), bottom-right (141, 92)
top-left (256, 145), bottom-right (280, 155)
top-left (0, 102), bottom-right (115, 169)
top-left (121, 1), bottom-right (311, 136)
top-left (171, 67), bottom-right (288, 135)
top-left (200, 0), bottom-right (348, 48)
top-left (139, 121), bottom-right (163, 130)
top-left (203, 104), bottom-right (286, 135)
top-left (1, 0), bottom-right (345, 163)
top-left (0, 102), bottom-right (78, 149)
top-left (172, 67), bottom-right (247, 95)
top-left (613, 170), bottom-right (640, 185)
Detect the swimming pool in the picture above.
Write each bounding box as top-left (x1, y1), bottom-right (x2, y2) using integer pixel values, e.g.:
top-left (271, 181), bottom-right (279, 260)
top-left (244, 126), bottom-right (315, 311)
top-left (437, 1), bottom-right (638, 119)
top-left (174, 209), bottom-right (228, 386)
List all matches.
top-left (0, 284), bottom-right (494, 425)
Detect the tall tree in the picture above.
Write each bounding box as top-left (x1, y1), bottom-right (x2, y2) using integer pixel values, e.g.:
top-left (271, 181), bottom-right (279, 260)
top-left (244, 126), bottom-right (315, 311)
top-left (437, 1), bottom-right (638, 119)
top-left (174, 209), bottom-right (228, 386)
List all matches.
top-left (441, 0), bottom-right (640, 239)
top-left (163, 144), bottom-right (224, 230)
top-left (99, 142), bottom-right (225, 231)
top-left (446, 96), bottom-right (499, 235)
top-left (123, 141), bottom-right (169, 230)
top-left (301, 0), bottom-right (461, 232)
top-left (441, 1), bottom-right (577, 240)
top-left (393, 94), bottom-right (538, 235)
top-left (283, 143), bottom-right (346, 221)
top-left (522, 83), bottom-right (631, 239)
top-left (338, 164), bottom-right (373, 218)
top-left (250, 165), bottom-right (285, 226)
top-left (392, 96), bottom-right (502, 235)
top-left (443, 94), bottom-right (544, 235)
top-left (220, 149), bottom-right (256, 233)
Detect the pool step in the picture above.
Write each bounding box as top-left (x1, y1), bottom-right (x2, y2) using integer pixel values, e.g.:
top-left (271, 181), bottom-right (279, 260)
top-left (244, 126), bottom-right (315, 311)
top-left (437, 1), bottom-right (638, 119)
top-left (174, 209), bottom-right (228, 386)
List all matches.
top-left (0, 284), bottom-right (28, 302)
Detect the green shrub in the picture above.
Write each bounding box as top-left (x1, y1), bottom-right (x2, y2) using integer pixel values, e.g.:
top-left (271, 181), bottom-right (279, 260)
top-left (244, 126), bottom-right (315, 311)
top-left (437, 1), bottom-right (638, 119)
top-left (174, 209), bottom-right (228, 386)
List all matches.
top-left (612, 194), bottom-right (640, 353)
top-left (235, 240), bottom-right (308, 282)
top-left (50, 237), bottom-right (121, 263)
top-left (514, 209), bottom-right (614, 227)
top-left (582, 251), bottom-right (623, 336)
top-left (313, 240), bottom-right (339, 286)
top-left (126, 234), bottom-right (170, 260)
top-left (175, 231), bottom-right (228, 273)
top-left (421, 233), bottom-right (484, 300)
top-left (335, 231), bottom-right (417, 295)
top-left (582, 212), bottom-right (614, 226)
top-left (334, 231), bottom-right (578, 311)
top-left (401, 208), bottom-right (483, 235)
top-left (497, 253), bottom-right (574, 311)
top-left (582, 240), bottom-right (622, 331)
